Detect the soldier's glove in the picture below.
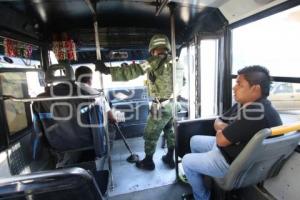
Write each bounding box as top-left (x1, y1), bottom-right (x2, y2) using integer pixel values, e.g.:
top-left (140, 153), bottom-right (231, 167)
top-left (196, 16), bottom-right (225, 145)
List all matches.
top-left (95, 60), bottom-right (110, 75)
top-left (148, 72), bottom-right (156, 83)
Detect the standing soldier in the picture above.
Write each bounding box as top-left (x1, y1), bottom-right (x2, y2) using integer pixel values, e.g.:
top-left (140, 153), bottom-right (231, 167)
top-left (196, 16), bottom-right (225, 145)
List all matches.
top-left (96, 34), bottom-right (183, 170)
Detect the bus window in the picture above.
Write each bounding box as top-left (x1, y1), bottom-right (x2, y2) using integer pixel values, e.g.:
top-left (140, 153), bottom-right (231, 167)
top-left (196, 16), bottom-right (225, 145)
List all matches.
top-left (0, 71), bottom-right (44, 138)
top-left (232, 5), bottom-right (300, 77)
top-left (269, 82), bottom-right (300, 111)
top-left (177, 47), bottom-right (191, 118)
top-left (0, 72), bottom-right (28, 135)
top-left (231, 5), bottom-right (300, 118)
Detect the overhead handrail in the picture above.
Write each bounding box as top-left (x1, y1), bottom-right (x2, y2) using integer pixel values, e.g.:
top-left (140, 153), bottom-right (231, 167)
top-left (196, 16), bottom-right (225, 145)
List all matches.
top-left (1, 93), bottom-right (104, 102)
top-left (155, 0), bottom-right (170, 16)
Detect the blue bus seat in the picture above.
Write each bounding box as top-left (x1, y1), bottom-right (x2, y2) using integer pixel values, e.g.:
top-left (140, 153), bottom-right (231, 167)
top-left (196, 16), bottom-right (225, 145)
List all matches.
top-left (0, 167), bottom-right (108, 200)
top-left (31, 64), bottom-right (107, 164)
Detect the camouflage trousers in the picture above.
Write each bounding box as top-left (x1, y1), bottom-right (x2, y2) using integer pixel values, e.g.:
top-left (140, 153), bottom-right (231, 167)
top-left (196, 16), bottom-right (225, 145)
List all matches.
top-left (144, 102), bottom-right (174, 155)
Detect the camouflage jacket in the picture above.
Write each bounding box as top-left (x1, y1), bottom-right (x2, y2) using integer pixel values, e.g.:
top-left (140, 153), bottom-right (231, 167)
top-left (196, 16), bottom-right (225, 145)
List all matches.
top-left (110, 55), bottom-right (183, 99)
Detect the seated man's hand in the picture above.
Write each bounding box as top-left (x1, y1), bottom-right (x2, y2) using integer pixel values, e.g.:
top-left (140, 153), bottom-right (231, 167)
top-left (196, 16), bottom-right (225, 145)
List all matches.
top-left (107, 111), bottom-right (117, 124)
top-left (109, 117), bottom-right (117, 124)
top-left (95, 60), bottom-right (110, 74)
top-left (216, 130), bottom-right (231, 147)
top-left (214, 118), bottom-right (228, 132)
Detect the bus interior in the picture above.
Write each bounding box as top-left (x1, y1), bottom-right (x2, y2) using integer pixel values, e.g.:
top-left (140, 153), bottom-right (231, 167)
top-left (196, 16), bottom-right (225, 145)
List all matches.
top-left (0, 0), bottom-right (300, 200)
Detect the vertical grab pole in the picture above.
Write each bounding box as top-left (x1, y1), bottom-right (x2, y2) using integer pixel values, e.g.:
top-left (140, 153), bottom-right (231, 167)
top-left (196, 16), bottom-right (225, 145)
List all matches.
top-left (169, 5), bottom-right (179, 179)
top-left (170, 7), bottom-right (177, 119)
top-left (92, 13), bottom-right (113, 190)
top-left (94, 19), bottom-right (104, 89)
top-left (93, 17), bottom-right (108, 149)
top-left (84, 0), bottom-right (112, 189)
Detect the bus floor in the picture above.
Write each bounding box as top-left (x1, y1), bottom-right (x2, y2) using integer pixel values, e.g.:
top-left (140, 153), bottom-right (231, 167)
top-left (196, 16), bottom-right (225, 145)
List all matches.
top-left (108, 134), bottom-right (192, 199)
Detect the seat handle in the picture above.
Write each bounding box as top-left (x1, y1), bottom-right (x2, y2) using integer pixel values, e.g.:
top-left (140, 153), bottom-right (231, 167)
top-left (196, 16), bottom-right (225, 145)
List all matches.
top-left (271, 122), bottom-right (300, 136)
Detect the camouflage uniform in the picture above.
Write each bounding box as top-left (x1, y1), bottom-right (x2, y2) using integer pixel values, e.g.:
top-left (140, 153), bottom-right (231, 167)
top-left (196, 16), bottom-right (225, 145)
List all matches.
top-left (96, 34), bottom-right (184, 169)
top-left (110, 55), bottom-right (176, 155)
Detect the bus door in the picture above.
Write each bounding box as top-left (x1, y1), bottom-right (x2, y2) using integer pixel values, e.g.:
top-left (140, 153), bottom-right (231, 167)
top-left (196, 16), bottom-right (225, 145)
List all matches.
top-left (194, 35), bottom-right (223, 118)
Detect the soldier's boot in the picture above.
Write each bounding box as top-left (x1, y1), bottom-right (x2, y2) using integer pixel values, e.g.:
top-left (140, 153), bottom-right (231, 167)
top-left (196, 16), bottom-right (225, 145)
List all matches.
top-left (162, 147), bottom-right (175, 169)
top-left (136, 154), bottom-right (155, 170)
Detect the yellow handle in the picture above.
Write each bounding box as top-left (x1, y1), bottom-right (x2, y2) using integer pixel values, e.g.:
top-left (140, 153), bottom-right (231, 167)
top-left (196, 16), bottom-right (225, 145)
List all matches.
top-left (271, 122), bottom-right (300, 136)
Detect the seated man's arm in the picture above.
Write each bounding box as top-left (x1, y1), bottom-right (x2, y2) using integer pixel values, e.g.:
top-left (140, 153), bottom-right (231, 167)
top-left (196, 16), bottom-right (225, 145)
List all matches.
top-left (214, 118), bottom-right (228, 132)
top-left (216, 130), bottom-right (231, 147)
top-left (102, 98), bottom-right (117, 124)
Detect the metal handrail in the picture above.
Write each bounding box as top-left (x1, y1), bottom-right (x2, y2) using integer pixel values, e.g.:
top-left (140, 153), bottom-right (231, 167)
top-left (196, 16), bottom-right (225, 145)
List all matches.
top-left (271, 122), bottom-right (300, 136)
top-left (2, 94), bottom-right (104, 102)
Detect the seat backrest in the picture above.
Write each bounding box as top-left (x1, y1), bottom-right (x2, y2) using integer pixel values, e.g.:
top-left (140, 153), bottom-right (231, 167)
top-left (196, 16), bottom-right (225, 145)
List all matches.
top-left (176, 118), bottom-right (216, 158)
top-left (45, 63), bottom-right (75, 83)
top-left (214, 123), bottom-right (300, 190)
top-left (0, 167), bottom-right (106, 200)
top-left (32, 64), bottom-right (106, 159)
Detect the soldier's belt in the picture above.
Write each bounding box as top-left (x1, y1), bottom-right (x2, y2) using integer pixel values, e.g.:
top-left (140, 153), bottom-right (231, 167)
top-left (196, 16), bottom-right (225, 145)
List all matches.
top-left (152, 98), bottom-right (168, 103)
top-left (152, 99), bottom-right (170, 107)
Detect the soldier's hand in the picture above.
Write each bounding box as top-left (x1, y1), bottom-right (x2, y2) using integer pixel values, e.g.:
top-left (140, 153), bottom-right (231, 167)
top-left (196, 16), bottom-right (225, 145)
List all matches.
top-left (95, 60), bottom-right (110, 75)
top-left (148, 72), bottom-right (156, 83)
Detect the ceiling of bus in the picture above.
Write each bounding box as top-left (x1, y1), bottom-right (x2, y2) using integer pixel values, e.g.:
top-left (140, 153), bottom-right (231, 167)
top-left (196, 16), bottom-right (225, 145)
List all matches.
top-left (0, 0), bottom-right (227, 48)
top-left (220, 0), bottom-right (288, 24)
top-left (0, 0), bottom-right (292, 52)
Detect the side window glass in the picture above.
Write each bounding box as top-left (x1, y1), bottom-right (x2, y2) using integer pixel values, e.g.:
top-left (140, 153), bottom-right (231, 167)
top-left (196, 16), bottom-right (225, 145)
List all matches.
top-left (0, 72), bottom-right (28, 136)
top-left (275, 84), bottom-right (293, 94)
top-left (0, 71), bottom-right (44, 139)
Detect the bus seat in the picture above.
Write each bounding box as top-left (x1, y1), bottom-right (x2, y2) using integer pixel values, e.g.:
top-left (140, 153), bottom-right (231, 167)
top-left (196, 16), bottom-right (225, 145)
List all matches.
top-left (176, 120), bottom-right (300, 191)
top-left (214, 123), bottom-right (300, 190)
top-left (32, 64), bottom-right (107, 163)
top-left (0, 167), bottom-right (108, 200)
top-left (176, 118), bottom-right (216, 158)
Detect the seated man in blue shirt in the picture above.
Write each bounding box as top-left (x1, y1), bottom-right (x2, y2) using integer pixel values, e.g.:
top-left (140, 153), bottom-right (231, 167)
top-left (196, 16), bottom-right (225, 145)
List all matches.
top-left (182, 65), bottom-right (282, 200)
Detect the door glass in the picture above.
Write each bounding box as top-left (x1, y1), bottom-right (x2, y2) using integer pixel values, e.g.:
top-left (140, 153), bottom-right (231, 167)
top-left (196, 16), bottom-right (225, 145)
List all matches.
top-left (200, 39), bottom-right (218, 117)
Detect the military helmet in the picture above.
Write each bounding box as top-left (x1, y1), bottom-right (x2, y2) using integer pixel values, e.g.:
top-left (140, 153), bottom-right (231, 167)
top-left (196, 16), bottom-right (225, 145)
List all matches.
top-left (148, 34), bottom-right (171, 53)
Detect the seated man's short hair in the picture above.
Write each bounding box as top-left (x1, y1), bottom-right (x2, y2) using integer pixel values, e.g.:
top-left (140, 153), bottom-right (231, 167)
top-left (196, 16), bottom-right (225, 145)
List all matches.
top-left (75, 66), bottom-right (93, 83)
